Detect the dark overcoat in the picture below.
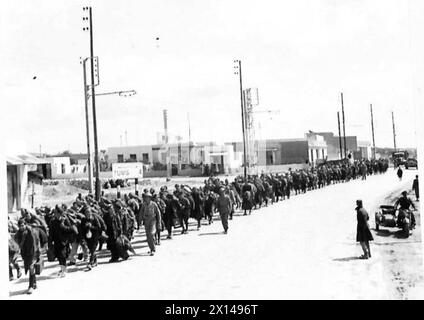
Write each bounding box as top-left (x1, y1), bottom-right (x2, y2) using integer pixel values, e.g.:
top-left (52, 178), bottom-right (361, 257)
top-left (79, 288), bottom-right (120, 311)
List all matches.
top-left (14, 226), bottom-right (41, 273)
top-left (356, 207), bottom-right (374, 242)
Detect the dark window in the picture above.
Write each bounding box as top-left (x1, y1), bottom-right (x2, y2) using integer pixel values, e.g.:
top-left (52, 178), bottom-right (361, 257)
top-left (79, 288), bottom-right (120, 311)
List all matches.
top-left (117, 154), bottom-right (124, 163)
top-left (130, 154), bottom-right (137, 161)
top-left (266, 151), bottom-right (274, 165)
top-left (142, 153), bottom-right (149, 164)
top-left (61, 164), bottom-right (65, 174)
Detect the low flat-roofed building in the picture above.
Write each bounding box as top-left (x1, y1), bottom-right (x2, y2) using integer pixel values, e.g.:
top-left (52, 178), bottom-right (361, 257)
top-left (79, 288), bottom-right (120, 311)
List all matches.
top-left (7, 153), bottom-right (49, 213)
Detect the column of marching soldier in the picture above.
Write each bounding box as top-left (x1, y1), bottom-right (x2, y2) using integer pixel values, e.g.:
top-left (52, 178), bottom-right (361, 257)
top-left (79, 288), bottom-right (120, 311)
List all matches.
top-left (8, 158), bottom-right (390, 294)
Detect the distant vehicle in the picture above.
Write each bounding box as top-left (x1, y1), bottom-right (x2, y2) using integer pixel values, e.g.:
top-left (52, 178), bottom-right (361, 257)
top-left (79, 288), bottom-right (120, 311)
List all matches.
top-left (405, 158), bottom-right (418, 169)
top-left (392, 150), bottom-right (409, 166)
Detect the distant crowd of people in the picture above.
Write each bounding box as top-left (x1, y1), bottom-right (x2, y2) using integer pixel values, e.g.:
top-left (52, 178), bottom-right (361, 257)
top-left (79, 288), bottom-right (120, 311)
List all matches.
top-left (9, 158), bottom-right (390, 294)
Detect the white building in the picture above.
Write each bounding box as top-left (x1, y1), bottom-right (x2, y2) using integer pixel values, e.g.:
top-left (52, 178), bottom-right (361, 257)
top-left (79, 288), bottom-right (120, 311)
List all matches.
top-left (306, 134), bottom-right (328, 165)
top-left (203, 144), bottom-right (243, 174)
top-left (44, 156), bottom-right (72, 177)
top-left (7, 153), bottom-right (48, 213)
top-left (358, 141), bottom-right (372, 160)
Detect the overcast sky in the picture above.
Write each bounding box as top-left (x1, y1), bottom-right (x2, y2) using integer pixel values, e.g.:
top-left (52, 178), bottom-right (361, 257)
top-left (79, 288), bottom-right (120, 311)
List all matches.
top-left (1, 0), bottom-right (423, 154)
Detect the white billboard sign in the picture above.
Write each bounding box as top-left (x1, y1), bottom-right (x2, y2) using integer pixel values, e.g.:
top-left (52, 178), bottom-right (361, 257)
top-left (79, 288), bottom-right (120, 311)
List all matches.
top-left (112, 162), bottom-right (143, 179)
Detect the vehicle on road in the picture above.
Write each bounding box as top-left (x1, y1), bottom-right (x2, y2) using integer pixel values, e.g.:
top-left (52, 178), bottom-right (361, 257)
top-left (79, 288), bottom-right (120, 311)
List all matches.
top-left (375, 205), bottom-right (414, 237)
top-left (375, 205), bottom-right (397, 231)
top-left (392, 150), bottom-right (409, 167)
top-left (397, 208), bottom-right (414, 238)
top-left (405, 158), bottom-right (418, 170)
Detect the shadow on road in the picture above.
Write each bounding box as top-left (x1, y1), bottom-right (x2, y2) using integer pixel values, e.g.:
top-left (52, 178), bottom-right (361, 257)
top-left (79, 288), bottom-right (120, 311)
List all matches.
top-left (375, 228), bottom-right (409, 239)
top-left (332, 256), bottom-right (361, 262)
top-left (9, 289), bottom-right (29, 297)
top-left (13, 273), bottom-right (57, 285)
top-left (198, 232), bottom-right (225, 236)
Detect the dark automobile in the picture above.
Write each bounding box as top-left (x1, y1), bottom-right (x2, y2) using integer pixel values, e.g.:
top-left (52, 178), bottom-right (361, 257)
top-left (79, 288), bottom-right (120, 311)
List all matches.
top-left (405, 158), bottom-right (418, 169)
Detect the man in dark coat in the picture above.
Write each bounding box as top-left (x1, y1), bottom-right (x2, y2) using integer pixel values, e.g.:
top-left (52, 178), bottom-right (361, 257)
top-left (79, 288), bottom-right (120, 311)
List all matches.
top-left (81, 206), bottom-right (106, 270)
top-left (203, 189), bottom-right (216, 224)
top-left (191, 187), bottom-right (204, 229)
top-left (394, 191), bottom-right (416, 229)
top-left (412, 175), bottom-right (419, 201)
top-left (216, 187), bottom-right (231, 234)
top-left (177, 192), bottom-right (191, 234)
top-left (14, 218), bottom-right (41, 294)
top-left (397, 166), bottom-right (403, 181)
top-left (48, 206), bottom-right (76, 277)
top-left (355, 200), bottom-right (373, 259)
top-left (20, 208), bottom-right (48, 248)
top-left (102, 200), bottom-right (124, 262)
top-left (127, 193), bottom-right (141, 229)
top-left (164, 193), bottom-right (180, 238)
top-left (151, 193), bottom-right (165, 245)
top-left (9, 233), bottom-right (22, 281)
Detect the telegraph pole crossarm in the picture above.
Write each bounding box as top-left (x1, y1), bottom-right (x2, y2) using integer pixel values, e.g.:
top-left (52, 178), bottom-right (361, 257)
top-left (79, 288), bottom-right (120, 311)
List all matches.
top-left (95, 90), bottom-right (137, 97)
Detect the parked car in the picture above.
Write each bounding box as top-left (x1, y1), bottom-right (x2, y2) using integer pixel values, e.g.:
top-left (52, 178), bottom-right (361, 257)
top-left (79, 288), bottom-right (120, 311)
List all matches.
top-left (405, 158), bottom-right (418, 169)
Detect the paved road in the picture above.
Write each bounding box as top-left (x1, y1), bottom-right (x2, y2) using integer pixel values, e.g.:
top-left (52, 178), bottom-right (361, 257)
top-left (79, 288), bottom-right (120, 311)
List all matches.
top-left (10, 169), bottom-right (423, 299)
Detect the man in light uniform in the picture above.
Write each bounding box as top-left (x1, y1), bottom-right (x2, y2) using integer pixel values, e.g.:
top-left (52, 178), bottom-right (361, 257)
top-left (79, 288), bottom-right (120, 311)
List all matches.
top-left (140, 193), bottom-right (161, 256)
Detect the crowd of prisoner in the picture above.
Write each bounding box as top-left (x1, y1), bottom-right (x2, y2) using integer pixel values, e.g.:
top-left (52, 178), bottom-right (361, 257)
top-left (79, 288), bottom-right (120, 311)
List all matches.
top-left (9, 158), bottom-right (390, 294)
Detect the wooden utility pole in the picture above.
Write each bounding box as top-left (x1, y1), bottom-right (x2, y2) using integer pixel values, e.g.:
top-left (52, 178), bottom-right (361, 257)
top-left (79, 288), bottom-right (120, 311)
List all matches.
top-left (82, 58), bottom-right (93, 194)
top-left (341, 92), bottom-right (347, 159)
top-left (188, 112), bottom-right (191, 164)
top-left (88, 7), bottom-right (101, 201)
top-left (392, 111), bottom-right (397, 151)
top-left (235, 60), bottom-right (247, 181)
top-left (370, 104), bottom-right (376, 159)
top-left (337, 112), bottom-right (343, 160)
top-left (164, 109), bottom-right (171, 180)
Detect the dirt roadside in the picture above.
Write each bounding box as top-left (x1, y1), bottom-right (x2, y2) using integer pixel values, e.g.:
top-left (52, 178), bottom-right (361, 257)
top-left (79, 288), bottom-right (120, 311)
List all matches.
top-left (370, 179), bottom-right (423, 299)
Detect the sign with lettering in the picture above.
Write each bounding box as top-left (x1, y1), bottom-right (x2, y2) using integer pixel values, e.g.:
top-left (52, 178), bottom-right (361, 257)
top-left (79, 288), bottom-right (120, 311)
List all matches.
top-left (112, 163), bottom-right (143, 179)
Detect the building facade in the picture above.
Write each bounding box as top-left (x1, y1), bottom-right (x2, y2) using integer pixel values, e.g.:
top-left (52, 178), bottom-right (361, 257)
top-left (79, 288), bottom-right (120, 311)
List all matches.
top-left (7, 153), bottom-right (48, 213)
top-left (310, 132), bottom-right (358, 160)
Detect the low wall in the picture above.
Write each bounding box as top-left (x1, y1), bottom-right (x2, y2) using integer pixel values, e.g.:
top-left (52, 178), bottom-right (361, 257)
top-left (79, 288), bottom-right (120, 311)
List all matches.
top-left (179, 168), bottom-right (203, 177)
top-left (52, 171), bottom-right (113, 180)
top-left (144, 170), bottom-right (168, 178)
top-left (256, 164), bottom-right (309, 174)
